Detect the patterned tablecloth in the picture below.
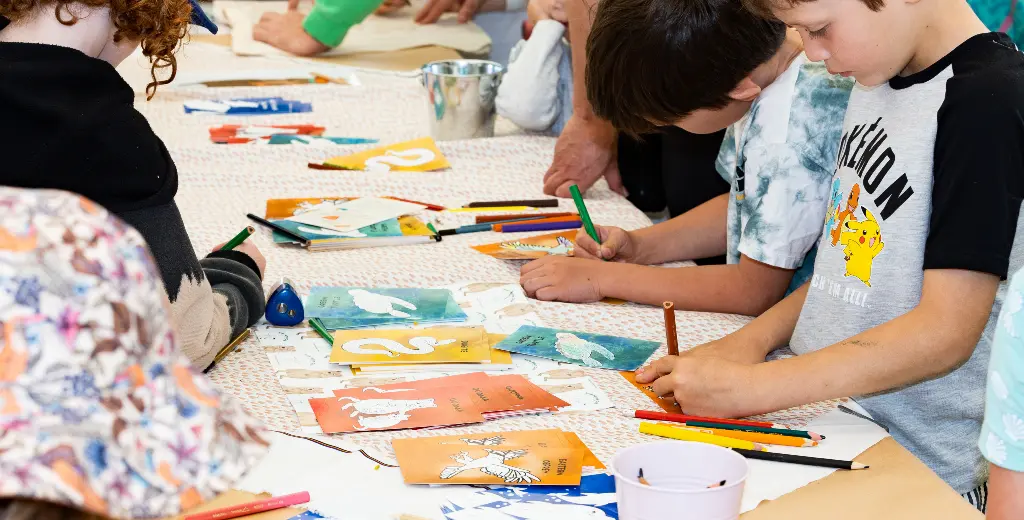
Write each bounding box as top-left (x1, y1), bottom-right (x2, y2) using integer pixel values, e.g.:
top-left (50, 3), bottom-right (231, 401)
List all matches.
top-left (134, 43), bottom-right (836, 462)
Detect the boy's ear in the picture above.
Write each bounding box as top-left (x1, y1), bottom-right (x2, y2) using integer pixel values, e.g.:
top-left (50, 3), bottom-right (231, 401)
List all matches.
top-left (727, 77), bottom-right (762, 102)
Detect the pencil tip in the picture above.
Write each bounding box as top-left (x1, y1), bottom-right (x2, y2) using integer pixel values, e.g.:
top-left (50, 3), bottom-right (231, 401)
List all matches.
top-left (638, 468), bottom-right (644, 478)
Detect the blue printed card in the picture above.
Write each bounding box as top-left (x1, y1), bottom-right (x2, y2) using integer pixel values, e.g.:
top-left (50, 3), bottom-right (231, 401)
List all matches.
top-left (305, 287), bottom-right (467, 329)
top-left (494, 326), bottom-right (660, 371)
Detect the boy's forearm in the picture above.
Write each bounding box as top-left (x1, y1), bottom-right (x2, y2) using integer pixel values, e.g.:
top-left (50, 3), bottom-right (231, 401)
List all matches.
top-left (632, 193), bottom-right (729, 264)
top-left (751, 271), bottom-right (999, 413)
top-left (598, 259), bottom-right (792, 316)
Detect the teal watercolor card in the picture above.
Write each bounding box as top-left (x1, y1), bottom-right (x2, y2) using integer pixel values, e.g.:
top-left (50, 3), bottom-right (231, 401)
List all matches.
top-left (493, 325), bottom-right (660, 371)
top-left (305, 287), bottom-right (467, 328)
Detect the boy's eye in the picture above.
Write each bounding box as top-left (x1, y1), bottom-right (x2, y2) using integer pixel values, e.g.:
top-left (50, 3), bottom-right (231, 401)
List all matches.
top-left (808, 24), bottom-right (830, 38)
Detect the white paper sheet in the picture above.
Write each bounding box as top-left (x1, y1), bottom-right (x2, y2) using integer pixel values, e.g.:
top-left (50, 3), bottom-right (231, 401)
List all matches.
top-left (239, 432), bottom-right (481, 520)
top-left (214, 1), bottom-right (491, 57)
top-left (739, 404), bottom-right (889, 512)
top-left (285, 197), bottom-right (425, 233)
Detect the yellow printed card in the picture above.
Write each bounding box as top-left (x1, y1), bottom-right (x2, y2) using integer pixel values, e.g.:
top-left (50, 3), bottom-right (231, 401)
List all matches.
top-left (324, 137), bottom-right (450, 172)
top-left (330, 327), bottom-right (491, 365)
top-left (392, 438), bottom-right (584, 485)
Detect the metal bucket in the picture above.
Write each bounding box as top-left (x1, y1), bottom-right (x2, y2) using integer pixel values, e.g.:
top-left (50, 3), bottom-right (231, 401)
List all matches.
top-left (421, 60), bottom-right (505, 141)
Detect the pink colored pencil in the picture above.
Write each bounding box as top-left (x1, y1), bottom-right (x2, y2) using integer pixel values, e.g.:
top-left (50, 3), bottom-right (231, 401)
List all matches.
top-left (183, 491), bottom-right (310, 520)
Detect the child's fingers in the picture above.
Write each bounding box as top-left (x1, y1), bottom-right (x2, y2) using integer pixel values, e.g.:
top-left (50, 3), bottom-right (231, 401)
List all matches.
top-left (521, 274), bottom-right (555, 297)
top-left (596, 227), bottom-right (627, 259)
top-left (520, 257), bottom-right (551, 275)
top-left (287, 0), bottom-right (301, 10)
top-left (457, 0), bottom-right (477, 22)
top-left (573, 229), bottom-right (600, 259)
top-left (635, 355), bottom-right (677, 384)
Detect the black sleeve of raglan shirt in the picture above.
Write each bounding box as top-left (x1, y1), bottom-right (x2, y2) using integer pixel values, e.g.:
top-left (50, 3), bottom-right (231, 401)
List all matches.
top-left (71, 105), bottom-right (267, 333)
top-left (924, 67), bottom-right (1024, 278)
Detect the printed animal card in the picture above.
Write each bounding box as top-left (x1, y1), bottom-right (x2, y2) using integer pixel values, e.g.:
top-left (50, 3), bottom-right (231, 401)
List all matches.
top-left (392, 439), bottom-right (583, 485)
top-left (305, 287), bottom-right (466, 324)
top-left (411, 429), bottom-right (603, 469)
top-left (621, 371), bottom-right (683, 414)
top-left (323, 137), bottom-right (450, 172)
top-left (265, 197), bottom-right (355, 219)
top-left (440, 473), bottom-right (617, 519)
top-left (310, 386), bottom-right (483, 433)
top-left (353, 347), bottom-right (514, 373)
top-left (285, 197), bottom-right (425, 233)
top-left (329, 327), bottom-right (490, 365)
top-left (494, 326), bottom-right (660, 371)
top-left (471, 232), bottom-right (576, 260)
top-left (269, 216), bottom-right (420, 243)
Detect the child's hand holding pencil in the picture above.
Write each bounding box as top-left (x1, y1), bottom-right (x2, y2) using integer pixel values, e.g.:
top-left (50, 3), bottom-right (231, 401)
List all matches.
top-left (573, 225), bottom-right (641, 262)
top-left (213, 229), bottom-right (267, 278)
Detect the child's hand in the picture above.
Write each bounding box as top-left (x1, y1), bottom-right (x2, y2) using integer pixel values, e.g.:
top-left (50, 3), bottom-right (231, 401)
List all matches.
top-left (520, 257), bottom-right (606, 303)
top-left (635, 355), bottom-right (762, 417)
top-left (526, 0), bottom-right (566, 23)
top-left (212, 241), bottom-right (267, 279)
top-left (253, 11), bottom-right (330, 56)
top-left (574, 225), bottom-right (640, 262)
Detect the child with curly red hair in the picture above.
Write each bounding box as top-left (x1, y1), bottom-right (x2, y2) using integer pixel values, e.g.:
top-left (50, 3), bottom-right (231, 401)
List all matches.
top-left (0, 1), bottom-right (268, 371)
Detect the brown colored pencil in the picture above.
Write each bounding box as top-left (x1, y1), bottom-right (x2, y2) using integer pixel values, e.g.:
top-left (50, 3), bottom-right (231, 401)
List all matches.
top-left (664, 301), bottom-right (679, 356)
top-left (466, 199), bottom-right (560, 208)
top-left (475, 212), bottom-right (576, 223)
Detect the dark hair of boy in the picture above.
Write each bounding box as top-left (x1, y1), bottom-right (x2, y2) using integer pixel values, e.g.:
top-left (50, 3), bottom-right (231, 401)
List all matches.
top-left (585, 0), bottom-right (787, 137)
top-left (741, 0), bottom-right (884, 21)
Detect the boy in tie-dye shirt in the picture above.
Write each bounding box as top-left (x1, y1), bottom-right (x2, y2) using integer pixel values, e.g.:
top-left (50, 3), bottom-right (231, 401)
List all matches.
top-left (518, 0), bottom-right (852, 316)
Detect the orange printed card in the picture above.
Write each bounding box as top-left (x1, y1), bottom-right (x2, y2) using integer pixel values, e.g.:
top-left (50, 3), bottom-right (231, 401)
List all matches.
top-left (310, 385), bottom-right (483, 433)
top-left (324, 137), bottom-right (450, 172)
top-left (413, 429), bottom-right (604, 469)
top-left (392, 438), bottom-right (583, 485)
top-left (471, 231), bottom-right (576, 260)
top-left (264, 197), bottom-right (353, 219)
top-left (329, 327), bottom-right (490, 365)
top-left (621, 371), bottom-right (683, 413)
top-left (486, 374), bottom-right (570, 412)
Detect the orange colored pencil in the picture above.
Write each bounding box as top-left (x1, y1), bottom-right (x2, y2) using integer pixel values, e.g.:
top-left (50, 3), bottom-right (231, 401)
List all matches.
top-left (664, 301), bottom-right (678, 356)
top-left (492, 216), bottom-right (582, 232)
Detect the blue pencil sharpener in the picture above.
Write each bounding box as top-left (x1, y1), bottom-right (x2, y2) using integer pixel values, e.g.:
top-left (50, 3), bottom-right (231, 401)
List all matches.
top-left (266, 279), bottom-right (304, 326)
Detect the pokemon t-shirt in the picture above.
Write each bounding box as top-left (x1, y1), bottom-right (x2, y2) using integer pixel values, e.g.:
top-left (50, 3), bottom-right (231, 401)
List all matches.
top-left (790, 33), bottom-right (1024, 494)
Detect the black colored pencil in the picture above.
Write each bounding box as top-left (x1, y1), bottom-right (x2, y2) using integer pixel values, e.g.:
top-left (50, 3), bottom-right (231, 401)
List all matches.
top-left (246, 213), bottom-right (311, 247)
top-left (465, 199), bottom-right (560, 208)
top-left (731, 448), bottom-right (868, 470)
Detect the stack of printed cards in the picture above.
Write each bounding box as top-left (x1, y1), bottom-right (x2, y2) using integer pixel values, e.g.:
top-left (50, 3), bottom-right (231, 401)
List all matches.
top-left (439, 473), bottom-right (618, 518)
top-left (307, 373), bottom-right (569, 433)
top-left (392, 429), bottom-right (603, 485)
top-left (494, 326), bottom-right (661, 371)
top-left (265, 197), bottom-right (436, 251)
top-left (306, 287), bottom-right (468, 330)
top-left (330, 326), bottom-right (492, 366)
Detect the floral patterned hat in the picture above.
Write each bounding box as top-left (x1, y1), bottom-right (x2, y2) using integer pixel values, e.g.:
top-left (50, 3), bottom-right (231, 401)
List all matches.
top-left (0, 188), bottom-right (269, 518)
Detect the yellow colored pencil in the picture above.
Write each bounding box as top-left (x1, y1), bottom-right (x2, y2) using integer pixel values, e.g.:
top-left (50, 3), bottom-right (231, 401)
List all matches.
top-left (639, 422), bottom-right (768, 451)
top-left (445, 206), bottom-right (533, 213)
top-left (675, 425), bottom-right (817, 447)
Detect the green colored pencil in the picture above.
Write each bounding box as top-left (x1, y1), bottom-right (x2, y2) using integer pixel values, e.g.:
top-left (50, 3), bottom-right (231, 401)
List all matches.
top-left (220, 226), bottom-right (255, 251)
top-left (308, 318), bottom-right (334, 347)
top-left (686, 421), bottom-right (824, 441)
top-left (569, 184), bottom-right (600, 245)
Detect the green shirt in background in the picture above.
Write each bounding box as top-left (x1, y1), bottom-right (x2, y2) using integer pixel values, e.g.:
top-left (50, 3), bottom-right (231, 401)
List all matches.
top-left (303, 0), bottom-right (385, 47)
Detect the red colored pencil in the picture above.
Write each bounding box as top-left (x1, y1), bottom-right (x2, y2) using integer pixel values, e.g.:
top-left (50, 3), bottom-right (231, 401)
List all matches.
top-left (633, 410), bottom-right (789, 429)
top-left (492, 216), bottom-right (582, 231)
top-left (385, 196), bottom-right (446, 211)
top-left (183, 491), bottom-right (310, 520)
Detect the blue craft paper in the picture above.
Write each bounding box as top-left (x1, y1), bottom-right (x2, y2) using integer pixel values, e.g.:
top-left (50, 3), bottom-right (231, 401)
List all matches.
top-left (184, 97), bottom-right (312, 114)
top-left (494, 326), bottom-right (660, 371)
top-left (441, 473), bottom-right (618, 519)
top-left (267, 135), bottom-right (378, 145)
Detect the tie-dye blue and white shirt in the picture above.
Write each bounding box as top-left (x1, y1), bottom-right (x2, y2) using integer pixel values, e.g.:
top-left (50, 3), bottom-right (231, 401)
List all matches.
top-left (715, 54), bottom-right (854, 292)
top-left (980, 269), bottom-right (1024, 473)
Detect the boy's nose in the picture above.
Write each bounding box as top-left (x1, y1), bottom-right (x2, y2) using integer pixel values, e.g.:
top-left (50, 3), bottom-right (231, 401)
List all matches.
top-left (805, 42), bottom-right (831, 63)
